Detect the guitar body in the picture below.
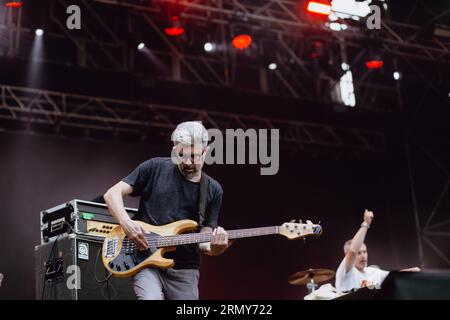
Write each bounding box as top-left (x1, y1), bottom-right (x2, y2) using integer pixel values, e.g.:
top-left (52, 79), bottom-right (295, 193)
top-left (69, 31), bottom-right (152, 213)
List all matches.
top-left (102, 219), bottom-right (198, 278)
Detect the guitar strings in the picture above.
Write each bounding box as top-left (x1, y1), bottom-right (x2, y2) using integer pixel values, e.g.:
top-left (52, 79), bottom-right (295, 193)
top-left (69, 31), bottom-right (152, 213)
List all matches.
top-left (122, 227), bottom-right (278, 243)
top-left (119, 227), bottom-right (280, 250)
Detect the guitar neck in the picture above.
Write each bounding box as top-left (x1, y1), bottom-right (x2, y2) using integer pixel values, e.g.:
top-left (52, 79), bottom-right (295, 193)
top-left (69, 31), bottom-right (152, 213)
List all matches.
top-left (155, 226), bottom-right (280, 247)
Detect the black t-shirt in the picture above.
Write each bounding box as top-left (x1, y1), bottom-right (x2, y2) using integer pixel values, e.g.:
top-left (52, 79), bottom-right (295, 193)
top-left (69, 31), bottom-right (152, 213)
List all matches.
top-left (122, 157), bottom-right (223, 269)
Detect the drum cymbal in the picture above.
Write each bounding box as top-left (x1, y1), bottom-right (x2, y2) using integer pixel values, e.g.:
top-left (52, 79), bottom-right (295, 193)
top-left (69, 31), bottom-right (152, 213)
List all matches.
top-left (288, 268), bottom-right (335, 286)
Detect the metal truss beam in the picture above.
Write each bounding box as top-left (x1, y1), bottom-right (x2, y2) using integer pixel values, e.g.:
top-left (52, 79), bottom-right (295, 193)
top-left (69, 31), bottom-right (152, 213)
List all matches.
top-left (51, 0), bottom-right (126, 70)
top-left (1, 1), bottom-right (448, 112)
top-left (0, 84), bottom-right (385, 155)
top-left (405, 132), bottom-right (450, 269)
top-left (93, 0), bottom-right (450, 63)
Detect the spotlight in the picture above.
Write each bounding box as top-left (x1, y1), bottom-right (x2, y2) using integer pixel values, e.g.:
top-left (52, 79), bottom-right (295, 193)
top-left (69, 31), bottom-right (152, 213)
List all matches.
top-left (164, 26), bottom-right (184, 36)
top-left (365, 47), bottom-right (384, 70)
top-left (309, 39), bottom-right (325, 59)
top-left (5, 1), bottom-right (23, 8)
top-left (365, 52), bottom-right (383, 70)
top-left (328, 22), bottom-right (347, 31)
top-left (393, 71), bottom-right (401, 80)
top-left (268, 63), bottom-right (277, 70)
top-left (137, 42), bottom-right (145, 50)
top-left (163, 4), bottom-right (185, 37)
top-left (306, 1), bottom-right (332, 16)
top-left (232, 34), bottom-right (252, 50)
top-left (164, 16), bottom-right (185, 36)
top-left (35, 29), bottom-right (44, 37)
top-left (365, 59), bottom-right (383, 69)
top-left (204, 42), bottom-right (214, 52)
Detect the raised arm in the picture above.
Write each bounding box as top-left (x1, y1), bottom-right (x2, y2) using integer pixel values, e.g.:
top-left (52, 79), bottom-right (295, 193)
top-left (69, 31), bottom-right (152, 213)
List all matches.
top-left (344, 209), bottom-right (374, 273)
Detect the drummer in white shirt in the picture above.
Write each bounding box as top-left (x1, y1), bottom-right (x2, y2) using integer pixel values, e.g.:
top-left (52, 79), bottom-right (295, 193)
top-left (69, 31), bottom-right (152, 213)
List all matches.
top-left (335, 210), bottom-right (420, 292)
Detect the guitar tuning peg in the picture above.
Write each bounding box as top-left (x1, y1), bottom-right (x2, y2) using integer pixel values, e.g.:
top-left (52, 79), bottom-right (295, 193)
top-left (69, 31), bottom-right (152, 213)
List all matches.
top-left (299, 219), bottom-right (303, 224)
top-left (290, 219), bottom-right (296, 223)
top-left (318, 221), bottom-right (321, 225)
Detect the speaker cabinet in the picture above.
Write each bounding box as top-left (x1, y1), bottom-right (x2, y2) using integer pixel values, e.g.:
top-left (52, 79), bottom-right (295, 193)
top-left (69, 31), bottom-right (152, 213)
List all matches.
top-left (35, 234), bottom-right (136, 300)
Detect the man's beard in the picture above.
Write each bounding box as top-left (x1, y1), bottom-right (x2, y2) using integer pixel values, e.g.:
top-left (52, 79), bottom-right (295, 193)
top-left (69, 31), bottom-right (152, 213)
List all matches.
top-left (180, 163), bottom-right (199, 177)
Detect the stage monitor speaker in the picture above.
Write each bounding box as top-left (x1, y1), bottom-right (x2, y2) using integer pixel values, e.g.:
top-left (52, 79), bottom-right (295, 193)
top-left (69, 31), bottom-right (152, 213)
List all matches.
top-left (35, 234), bottom-right (136, 300)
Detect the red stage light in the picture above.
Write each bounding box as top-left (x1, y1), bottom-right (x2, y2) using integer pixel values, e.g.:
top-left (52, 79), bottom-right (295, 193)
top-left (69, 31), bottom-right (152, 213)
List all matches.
top-left (365, 60), bottom-right (384, 69)
top-left (164, 27), bottom-right (185, 36)
top-left (164, 15), bottom-right (185, 36)
top-left (232, 34), bottom-right (252, 50)
top-left (306, 1), bottom-right (331, 16)
top-left (5, 1), bottom-right (23, 8)
top-left (310, 40), bottom-right (325, 59)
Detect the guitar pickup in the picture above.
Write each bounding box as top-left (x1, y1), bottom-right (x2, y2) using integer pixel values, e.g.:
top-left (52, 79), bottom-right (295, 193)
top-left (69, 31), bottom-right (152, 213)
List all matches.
top-left (103, 238), bottom-right (118, 258)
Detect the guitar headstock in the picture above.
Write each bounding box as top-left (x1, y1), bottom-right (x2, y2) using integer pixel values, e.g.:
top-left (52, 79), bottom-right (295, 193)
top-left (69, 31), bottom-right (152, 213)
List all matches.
top-left (279, 220), bottom-right (322, 240)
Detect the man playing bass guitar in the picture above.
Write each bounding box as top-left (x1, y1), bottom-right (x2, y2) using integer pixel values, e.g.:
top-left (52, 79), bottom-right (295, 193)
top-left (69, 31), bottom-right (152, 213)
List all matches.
top-left (104, 121), bottom-right (230, 300)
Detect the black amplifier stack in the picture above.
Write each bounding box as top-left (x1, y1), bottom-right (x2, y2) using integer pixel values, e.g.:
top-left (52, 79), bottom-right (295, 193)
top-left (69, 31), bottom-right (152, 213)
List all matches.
top-left (35, 199), bottom-right (137, 300)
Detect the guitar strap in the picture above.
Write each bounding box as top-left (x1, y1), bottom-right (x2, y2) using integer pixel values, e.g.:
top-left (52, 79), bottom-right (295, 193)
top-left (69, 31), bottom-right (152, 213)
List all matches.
top-left (198, 171), bottom-right (209, 227)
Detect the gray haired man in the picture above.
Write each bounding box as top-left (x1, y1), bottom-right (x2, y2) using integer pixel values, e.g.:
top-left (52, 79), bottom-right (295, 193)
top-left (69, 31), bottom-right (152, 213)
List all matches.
top-left (104, 121), bottom-right (230, 300)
